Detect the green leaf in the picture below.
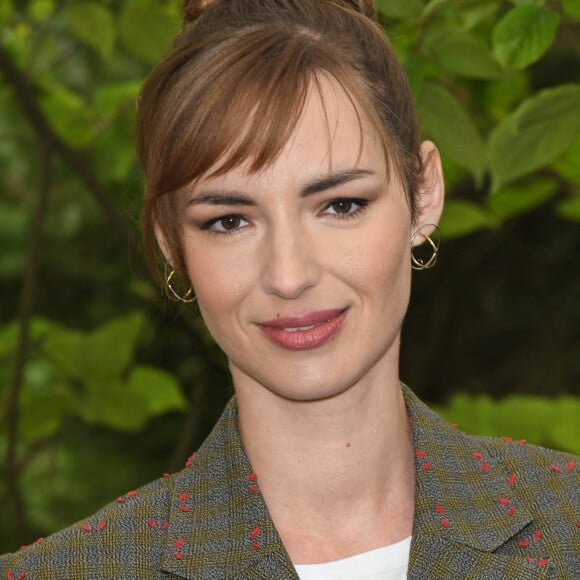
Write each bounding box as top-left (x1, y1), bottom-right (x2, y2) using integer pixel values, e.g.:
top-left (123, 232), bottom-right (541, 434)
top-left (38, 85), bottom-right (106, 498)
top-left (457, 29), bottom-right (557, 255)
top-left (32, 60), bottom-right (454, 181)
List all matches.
top-left (43, 313), bottom-right (144, 383)
top-left (67, 2), bottom-right (115, 58)
top-left (80, 380), bottom-right (150, 431)
top-left (0, 0), bottom-right (13, 28)
top-left (127, 366), bottom-right (187, 417)
top-left (461, 2), bottom-right (500, 30)
top-left (488, 84), bottom-right (580, 191)
top-left (423, 26), bottom-right (501, 79)
top-left (439, 200), bottom-right (498, 238)
top-left (492, 5), bottom-right (561, 69)
top-left (562, 0), bottom-right (580, 19)
top-left (27, 0), bottom-right (55, 21)
top-left (19, 382), bottom-right (73, 443)
top-left (438, 149), bottom-right (469, 193)
top-left (482, 71), bottom-right (530, 121)
top-left (435, 393), bottom-right (580, 453)
top-left (0, 318), bottom-right (52, 359)
top-left (551, 397), bottom-right (580, 455)
top-left (376, 0), bottom-right (424, 19)
top-left (119, 0), bottom-right (180, 65)
top-left (40, 84), bottom-right (94, 147)
top-left (434, 393), bottom-right (498, 436)
top-left (422, 0), bottom-right (500, 24)
top-left (94, 81), bottom-right (142, 118)
top-left (418, 82), bottom-right (486, 182)
top-left (552, 134), bottom-right (580, 183)
top-left (555, 195), bottom-right (580, 223)
top-left (487, 179), bottom-right (557, 219)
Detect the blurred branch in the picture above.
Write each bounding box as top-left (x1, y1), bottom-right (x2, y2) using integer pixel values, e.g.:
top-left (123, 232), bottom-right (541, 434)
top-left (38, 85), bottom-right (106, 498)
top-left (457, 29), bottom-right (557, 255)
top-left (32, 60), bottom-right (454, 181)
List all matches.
top-left (0, 43), bottom-right (145, 274)
top-left (3, 146), bottom-right (52, 540)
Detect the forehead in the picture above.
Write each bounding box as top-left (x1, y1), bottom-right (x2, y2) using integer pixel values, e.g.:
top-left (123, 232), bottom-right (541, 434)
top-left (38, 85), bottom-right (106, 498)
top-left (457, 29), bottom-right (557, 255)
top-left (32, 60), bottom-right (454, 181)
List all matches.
top-left (202, 75), bottom-right (386, 187)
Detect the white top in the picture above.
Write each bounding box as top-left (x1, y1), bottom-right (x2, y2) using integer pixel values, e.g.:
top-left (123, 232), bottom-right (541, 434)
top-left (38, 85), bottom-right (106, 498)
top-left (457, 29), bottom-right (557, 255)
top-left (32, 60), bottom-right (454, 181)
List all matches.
top-left (294, 536), bottom-right (411, 580)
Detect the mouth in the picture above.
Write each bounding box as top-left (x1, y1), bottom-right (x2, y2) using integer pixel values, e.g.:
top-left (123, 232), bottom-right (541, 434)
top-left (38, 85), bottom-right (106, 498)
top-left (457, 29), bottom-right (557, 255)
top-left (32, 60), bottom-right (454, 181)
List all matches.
top-left (258, 309), bottom-right (348, 351)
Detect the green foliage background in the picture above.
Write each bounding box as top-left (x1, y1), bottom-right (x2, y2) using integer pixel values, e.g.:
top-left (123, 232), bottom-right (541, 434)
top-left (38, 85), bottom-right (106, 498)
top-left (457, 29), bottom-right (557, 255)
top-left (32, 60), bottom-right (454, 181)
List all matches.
top-left (1, 0), bottom-right (579, 551)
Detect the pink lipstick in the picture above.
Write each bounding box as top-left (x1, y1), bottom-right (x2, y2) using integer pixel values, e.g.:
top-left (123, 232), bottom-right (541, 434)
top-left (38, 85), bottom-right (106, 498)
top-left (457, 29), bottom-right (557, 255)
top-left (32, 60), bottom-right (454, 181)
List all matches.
top-left (258, 309), bottom-right (348, 351)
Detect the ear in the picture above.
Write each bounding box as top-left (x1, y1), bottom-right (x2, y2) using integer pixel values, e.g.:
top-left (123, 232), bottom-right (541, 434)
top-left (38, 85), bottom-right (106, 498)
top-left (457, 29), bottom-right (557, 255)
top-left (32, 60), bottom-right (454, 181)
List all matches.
top-left (411, 140), bottom-right (445, 247)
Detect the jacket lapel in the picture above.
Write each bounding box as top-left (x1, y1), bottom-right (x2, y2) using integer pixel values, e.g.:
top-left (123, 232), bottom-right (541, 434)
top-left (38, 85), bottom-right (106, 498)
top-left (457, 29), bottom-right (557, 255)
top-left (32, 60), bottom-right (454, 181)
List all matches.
top-left (159, 398), bottom-right (297, 579)
top-left (159, 386), bottom-right (549, 578)
top-left (403, 384), bottom-right (547, 579)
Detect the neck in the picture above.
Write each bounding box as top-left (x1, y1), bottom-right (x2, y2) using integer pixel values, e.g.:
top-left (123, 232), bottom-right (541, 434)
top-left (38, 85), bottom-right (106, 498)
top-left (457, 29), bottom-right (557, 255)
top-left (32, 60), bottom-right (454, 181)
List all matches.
top-left (234, 359), bottom-right (415, 563)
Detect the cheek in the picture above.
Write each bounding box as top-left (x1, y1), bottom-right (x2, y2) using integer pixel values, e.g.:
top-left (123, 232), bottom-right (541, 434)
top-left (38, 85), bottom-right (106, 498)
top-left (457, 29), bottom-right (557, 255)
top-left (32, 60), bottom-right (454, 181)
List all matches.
top-left (337, 226), bottom-right (411, 296)
top-left (183, 244), bottom-right (256, 330)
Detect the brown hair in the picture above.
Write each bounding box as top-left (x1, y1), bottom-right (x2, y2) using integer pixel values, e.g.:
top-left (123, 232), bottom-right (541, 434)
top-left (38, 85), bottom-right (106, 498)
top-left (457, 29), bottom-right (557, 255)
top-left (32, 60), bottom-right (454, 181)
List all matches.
top-left (136, 0), bottom-right (422, 279)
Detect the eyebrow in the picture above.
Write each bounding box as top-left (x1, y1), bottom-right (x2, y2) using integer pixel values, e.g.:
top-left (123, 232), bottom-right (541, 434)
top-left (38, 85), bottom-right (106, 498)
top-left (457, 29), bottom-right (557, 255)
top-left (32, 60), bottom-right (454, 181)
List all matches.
top-left (186, 168), bottom-right (375, 207)
top-left (301, 169), bottom-right (375, 196)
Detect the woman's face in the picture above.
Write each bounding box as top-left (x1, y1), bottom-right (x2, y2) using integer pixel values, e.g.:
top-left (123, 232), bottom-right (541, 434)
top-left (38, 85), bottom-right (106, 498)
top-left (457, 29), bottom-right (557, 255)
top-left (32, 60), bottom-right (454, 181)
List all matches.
top-left (175, 77), bottom-right (443, 402)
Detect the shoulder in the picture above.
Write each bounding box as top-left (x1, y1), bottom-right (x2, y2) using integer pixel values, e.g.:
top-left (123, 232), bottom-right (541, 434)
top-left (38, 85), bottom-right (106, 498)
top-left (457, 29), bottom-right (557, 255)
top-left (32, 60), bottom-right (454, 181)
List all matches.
top-left (408, 386), bottom-right (579, 575)
top-left (478, 433), bottom-right (579, 513)
top-left (0, 399), bottom-right (245, 580)
top-left (0, 474), bottom-right (174, 580)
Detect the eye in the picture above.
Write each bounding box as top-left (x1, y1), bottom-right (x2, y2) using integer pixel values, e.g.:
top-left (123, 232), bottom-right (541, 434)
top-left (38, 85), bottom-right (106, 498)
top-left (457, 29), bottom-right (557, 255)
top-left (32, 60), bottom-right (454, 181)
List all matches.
top-left (203, 214), bottom-right (249, 234)
top-left (323, 198), bottom-right (368, 219)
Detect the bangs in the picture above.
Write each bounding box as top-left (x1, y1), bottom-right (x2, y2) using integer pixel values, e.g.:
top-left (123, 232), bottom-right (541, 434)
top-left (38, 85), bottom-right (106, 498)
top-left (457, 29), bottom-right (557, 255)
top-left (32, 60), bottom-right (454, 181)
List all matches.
top-left (139, 27), bottom-right (389, 197)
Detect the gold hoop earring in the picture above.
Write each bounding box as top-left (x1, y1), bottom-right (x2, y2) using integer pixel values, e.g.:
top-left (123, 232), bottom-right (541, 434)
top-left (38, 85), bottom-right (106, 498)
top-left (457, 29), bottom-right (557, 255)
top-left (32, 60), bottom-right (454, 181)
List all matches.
top-left (165, 269), bottom-right (196, 303)
top-left (410, 224), bottom-right (441, 271)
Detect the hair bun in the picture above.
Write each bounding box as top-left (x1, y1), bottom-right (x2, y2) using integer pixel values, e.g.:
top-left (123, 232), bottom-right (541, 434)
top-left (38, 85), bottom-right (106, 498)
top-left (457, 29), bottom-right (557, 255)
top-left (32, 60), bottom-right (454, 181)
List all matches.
top-left (183, 0), bottom-right (213, 25)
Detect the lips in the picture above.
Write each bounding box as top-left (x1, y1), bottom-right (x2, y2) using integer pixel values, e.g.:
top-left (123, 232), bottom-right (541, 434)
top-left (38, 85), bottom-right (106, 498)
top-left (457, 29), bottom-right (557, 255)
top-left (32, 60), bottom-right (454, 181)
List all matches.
top-left (258, 309), bottom-right (348, 351)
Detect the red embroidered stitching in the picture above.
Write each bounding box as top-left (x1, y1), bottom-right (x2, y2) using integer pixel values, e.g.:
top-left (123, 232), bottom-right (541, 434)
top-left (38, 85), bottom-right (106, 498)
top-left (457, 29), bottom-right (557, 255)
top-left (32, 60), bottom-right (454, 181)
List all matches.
top-left (498, 497), bottom-right (517, 516)
top-left (250, 526), bottom-right (262, 550)
top-left (549, 461), bottom-right (575, 474)
top-left (520, 529), bottom-right (547, 567)
top-left (80, 521), bottom-right (107, 532)
top-left (415, 450), bottom-right (431, 471)
top-left (434, 504), bottom-right (450, 527)
top-left (471, 451), bottom-right (490, 472)
top-left (117, 490), bottom-right (137, 503)
top-left (247, 473), bottom-right (260, 493)
top-left (148, 519), bottom-right (169, 530)
top-left (185, 452), bottom-right (197, 468)
top-left (173, 539), bottom-right (186, 560)
top-left (178, 491), bottom-right (191, 512)
top-left (6, 571), bottom-right (27, 580)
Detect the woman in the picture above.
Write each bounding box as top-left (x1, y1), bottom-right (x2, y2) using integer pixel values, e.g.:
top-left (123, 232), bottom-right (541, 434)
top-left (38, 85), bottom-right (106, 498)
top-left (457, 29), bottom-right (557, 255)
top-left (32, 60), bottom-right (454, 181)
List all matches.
top-left (1, 0), bottom-right (578, 578)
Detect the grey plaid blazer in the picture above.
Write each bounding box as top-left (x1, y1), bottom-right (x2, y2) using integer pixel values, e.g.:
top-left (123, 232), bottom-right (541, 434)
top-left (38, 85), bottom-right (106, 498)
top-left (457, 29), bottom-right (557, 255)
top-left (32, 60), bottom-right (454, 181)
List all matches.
top-left (1, 385), bottom-right (579, 579)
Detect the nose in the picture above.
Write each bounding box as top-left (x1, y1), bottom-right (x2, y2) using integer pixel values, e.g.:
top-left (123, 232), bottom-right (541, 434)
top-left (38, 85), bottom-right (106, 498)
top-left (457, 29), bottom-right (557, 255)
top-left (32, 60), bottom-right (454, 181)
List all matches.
top-left (261, 225), bottom-right (321, 299)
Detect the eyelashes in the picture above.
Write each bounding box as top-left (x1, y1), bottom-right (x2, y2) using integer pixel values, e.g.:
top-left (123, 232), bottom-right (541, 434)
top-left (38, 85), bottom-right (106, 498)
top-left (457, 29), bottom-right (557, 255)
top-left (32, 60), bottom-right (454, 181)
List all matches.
top-left (200, 214), bottom-right (249, 234)
top-left (323, 198), bottom-right (369, 219)
top-left (199, 197), bottom-right (370, 236)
